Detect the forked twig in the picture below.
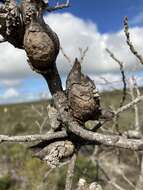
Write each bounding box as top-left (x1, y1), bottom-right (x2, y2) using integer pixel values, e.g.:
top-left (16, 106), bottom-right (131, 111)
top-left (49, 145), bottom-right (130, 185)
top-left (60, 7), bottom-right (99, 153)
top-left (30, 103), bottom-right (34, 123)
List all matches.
top-left (79, 47), bottom-right (89, 64)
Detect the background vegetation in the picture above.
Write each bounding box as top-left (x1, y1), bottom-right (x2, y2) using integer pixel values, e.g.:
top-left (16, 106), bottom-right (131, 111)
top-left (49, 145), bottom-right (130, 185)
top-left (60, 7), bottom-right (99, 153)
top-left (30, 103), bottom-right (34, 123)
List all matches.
top-left (0, 89), bottom-right (142, 190)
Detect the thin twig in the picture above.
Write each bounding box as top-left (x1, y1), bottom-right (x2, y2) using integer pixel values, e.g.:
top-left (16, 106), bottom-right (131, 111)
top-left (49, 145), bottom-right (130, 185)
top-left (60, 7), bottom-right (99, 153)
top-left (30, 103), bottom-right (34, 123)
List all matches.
top-left (79, 47), bottom-right (89, 64)
top-left (124, 16), bottom-right (143, 65)
top-left (0, 131), bottom-right (67, 143)
top-left (135, 156), bottom-right (143, 190)
top-left (90, 149), bottom-right (133, 189)
top-left (43, 160), bottom-right (70, 182)
top-left (35, 117), bottom-right (48, 134)
top-left (109, 181), bottom-right (126, 190)
top-left (128, 78), bottom-right (140, 131)
top-left (132, 76), bottom-right (141, 96)
top-left (65, 153), bottom-right (77, 190)
top-left (46, 0), bottom-right (70, 12)
top-left (60, 47), bottom-right (72, 64)
top-left (118, 166), bottom-right (135, 188)
top-left (31, 104), bottom-right (49, 133)
top-left (106, 48), bottom-right (127, 143)
top-left (106, 48), bottom-right (127, 107)
top-left (96, 161), bottom-right (126, 190)
top-left (99, 76), bottom-right (120, 90)
top-left (115, 94), bottom-right (143, 116)
top-left (31, 104), bottom-right (43, 117)
top-left (38, 161), bottom-right (70, 189)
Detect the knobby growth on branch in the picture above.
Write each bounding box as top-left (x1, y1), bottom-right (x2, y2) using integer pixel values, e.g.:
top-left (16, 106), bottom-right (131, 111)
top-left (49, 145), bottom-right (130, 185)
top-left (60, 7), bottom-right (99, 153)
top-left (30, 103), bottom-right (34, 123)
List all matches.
top-left (0, 1), bottom-right (143, 189)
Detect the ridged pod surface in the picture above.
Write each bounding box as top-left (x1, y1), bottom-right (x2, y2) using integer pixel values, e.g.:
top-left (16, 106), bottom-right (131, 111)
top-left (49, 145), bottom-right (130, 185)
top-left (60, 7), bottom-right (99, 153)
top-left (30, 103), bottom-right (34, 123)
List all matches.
top-left (66, 59), bottom-right (101, 122)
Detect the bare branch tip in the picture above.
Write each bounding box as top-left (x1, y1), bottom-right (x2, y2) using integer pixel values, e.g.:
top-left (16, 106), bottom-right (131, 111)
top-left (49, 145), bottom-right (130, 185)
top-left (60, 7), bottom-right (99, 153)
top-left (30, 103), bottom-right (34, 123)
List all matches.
top-left (46, 0), bottom-right (71, 12)
top-left (123, 16), bottom-right (143, 65)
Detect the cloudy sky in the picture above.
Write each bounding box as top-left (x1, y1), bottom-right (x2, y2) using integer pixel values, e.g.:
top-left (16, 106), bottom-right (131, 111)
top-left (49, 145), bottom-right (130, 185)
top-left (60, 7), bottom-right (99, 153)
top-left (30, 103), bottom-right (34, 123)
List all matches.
top-left (0, 0), bottom-right (143, 104)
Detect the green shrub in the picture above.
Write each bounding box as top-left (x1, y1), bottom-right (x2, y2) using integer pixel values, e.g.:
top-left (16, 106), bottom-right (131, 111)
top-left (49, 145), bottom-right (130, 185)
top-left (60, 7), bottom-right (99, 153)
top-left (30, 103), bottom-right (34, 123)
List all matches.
top-left (0, 176), bottom-right (15, 190)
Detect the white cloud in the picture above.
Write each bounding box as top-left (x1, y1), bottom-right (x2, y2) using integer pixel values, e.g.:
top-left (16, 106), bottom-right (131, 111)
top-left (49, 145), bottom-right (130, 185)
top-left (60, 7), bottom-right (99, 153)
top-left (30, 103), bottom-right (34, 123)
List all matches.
top-left (3, 88), bottom-right (19, 99)
top-left (0, 12), bottom-right (143, 102)
top-left (131, 12), bottom-right (143, 25)
top-left (0, 43), bottom-right (32, 80)
top-left (0, 13), bottom-right (143, 81)
top-left (45, 13), bottom-right (143, 75)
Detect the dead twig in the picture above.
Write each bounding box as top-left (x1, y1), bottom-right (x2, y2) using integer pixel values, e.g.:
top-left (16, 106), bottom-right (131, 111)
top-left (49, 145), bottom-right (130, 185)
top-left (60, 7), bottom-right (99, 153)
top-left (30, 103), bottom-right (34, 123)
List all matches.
top-left (118, 166), bottom-right (135, 188)
top-left (0, 131), bottom-right (67, 143)
top-left (43, 160), bottom-right (70, 182)
top-left (106, 48), bottom-right (127, 107)
top-left (65, 153), bottom-right (77, 190)
top-left (90, 148), bottom-right (134, 190)
top-left (124, 16), bottom-right (143, 65)
top-left (128, 77), bottom-right (140, 132)
top-left (99, 76), bottom-right (120, 90)
top-left (46, 0), bottom-right (70, 12)
top-left (2, 127), bottom-right (143, 150)
top-left (60, 47), bottom-right (72, 64)
top-left (79, 47), bottom-right (89, 64)
top-left (106, 49), bottom-right (127, 151)
top-left (114, 94), bottom-right (143, 116)
top-left (95, 160), bottom-right (126, 190)
top-left (35, 117), bottom-right (48, 134)
top-left (135, 156), bottom-right (143, 190)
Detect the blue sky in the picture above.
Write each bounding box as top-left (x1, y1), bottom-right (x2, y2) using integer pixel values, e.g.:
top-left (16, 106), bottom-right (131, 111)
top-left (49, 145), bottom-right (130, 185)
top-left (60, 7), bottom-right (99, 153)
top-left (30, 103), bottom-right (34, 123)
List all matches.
top-left (0, 0), bottom-right (143, 104)
top-left (52, 0), bottom-right (143, 32)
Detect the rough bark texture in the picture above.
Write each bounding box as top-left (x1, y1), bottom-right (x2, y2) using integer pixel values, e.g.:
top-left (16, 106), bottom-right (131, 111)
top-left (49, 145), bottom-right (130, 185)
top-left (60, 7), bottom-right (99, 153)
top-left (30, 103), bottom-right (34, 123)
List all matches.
top-left (0, 0), bottom-right (24, 48)
top-left (66, 58), bottom-right (101, 122)
top-left (64, 153), bottom-right (77, 190)
top-left (135, 156), bottom-right (143, 190)
top-left (1, 1), bottom-right (143, 189)
top-left (76, 179), bottom-right (103, 190)
top-left (33, 140), bottom-right (75, 168)
top-left (21, 0), bottom-right (60, 73)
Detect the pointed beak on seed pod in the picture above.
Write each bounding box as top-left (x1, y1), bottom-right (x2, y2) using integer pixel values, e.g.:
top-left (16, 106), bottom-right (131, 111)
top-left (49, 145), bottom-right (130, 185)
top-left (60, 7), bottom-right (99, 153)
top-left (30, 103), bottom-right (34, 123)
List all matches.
top-left (66, 58), bottom-right (101, 122)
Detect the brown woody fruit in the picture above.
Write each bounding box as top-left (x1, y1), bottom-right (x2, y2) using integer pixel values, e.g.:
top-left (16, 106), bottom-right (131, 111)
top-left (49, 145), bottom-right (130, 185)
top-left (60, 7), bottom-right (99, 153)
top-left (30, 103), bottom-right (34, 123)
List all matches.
top-left (22, 0), bottom-right (60, 73)
top-left (66, 58), bottom-right (101, 123)
top-left (30, 140), bottom-right (75, 168)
